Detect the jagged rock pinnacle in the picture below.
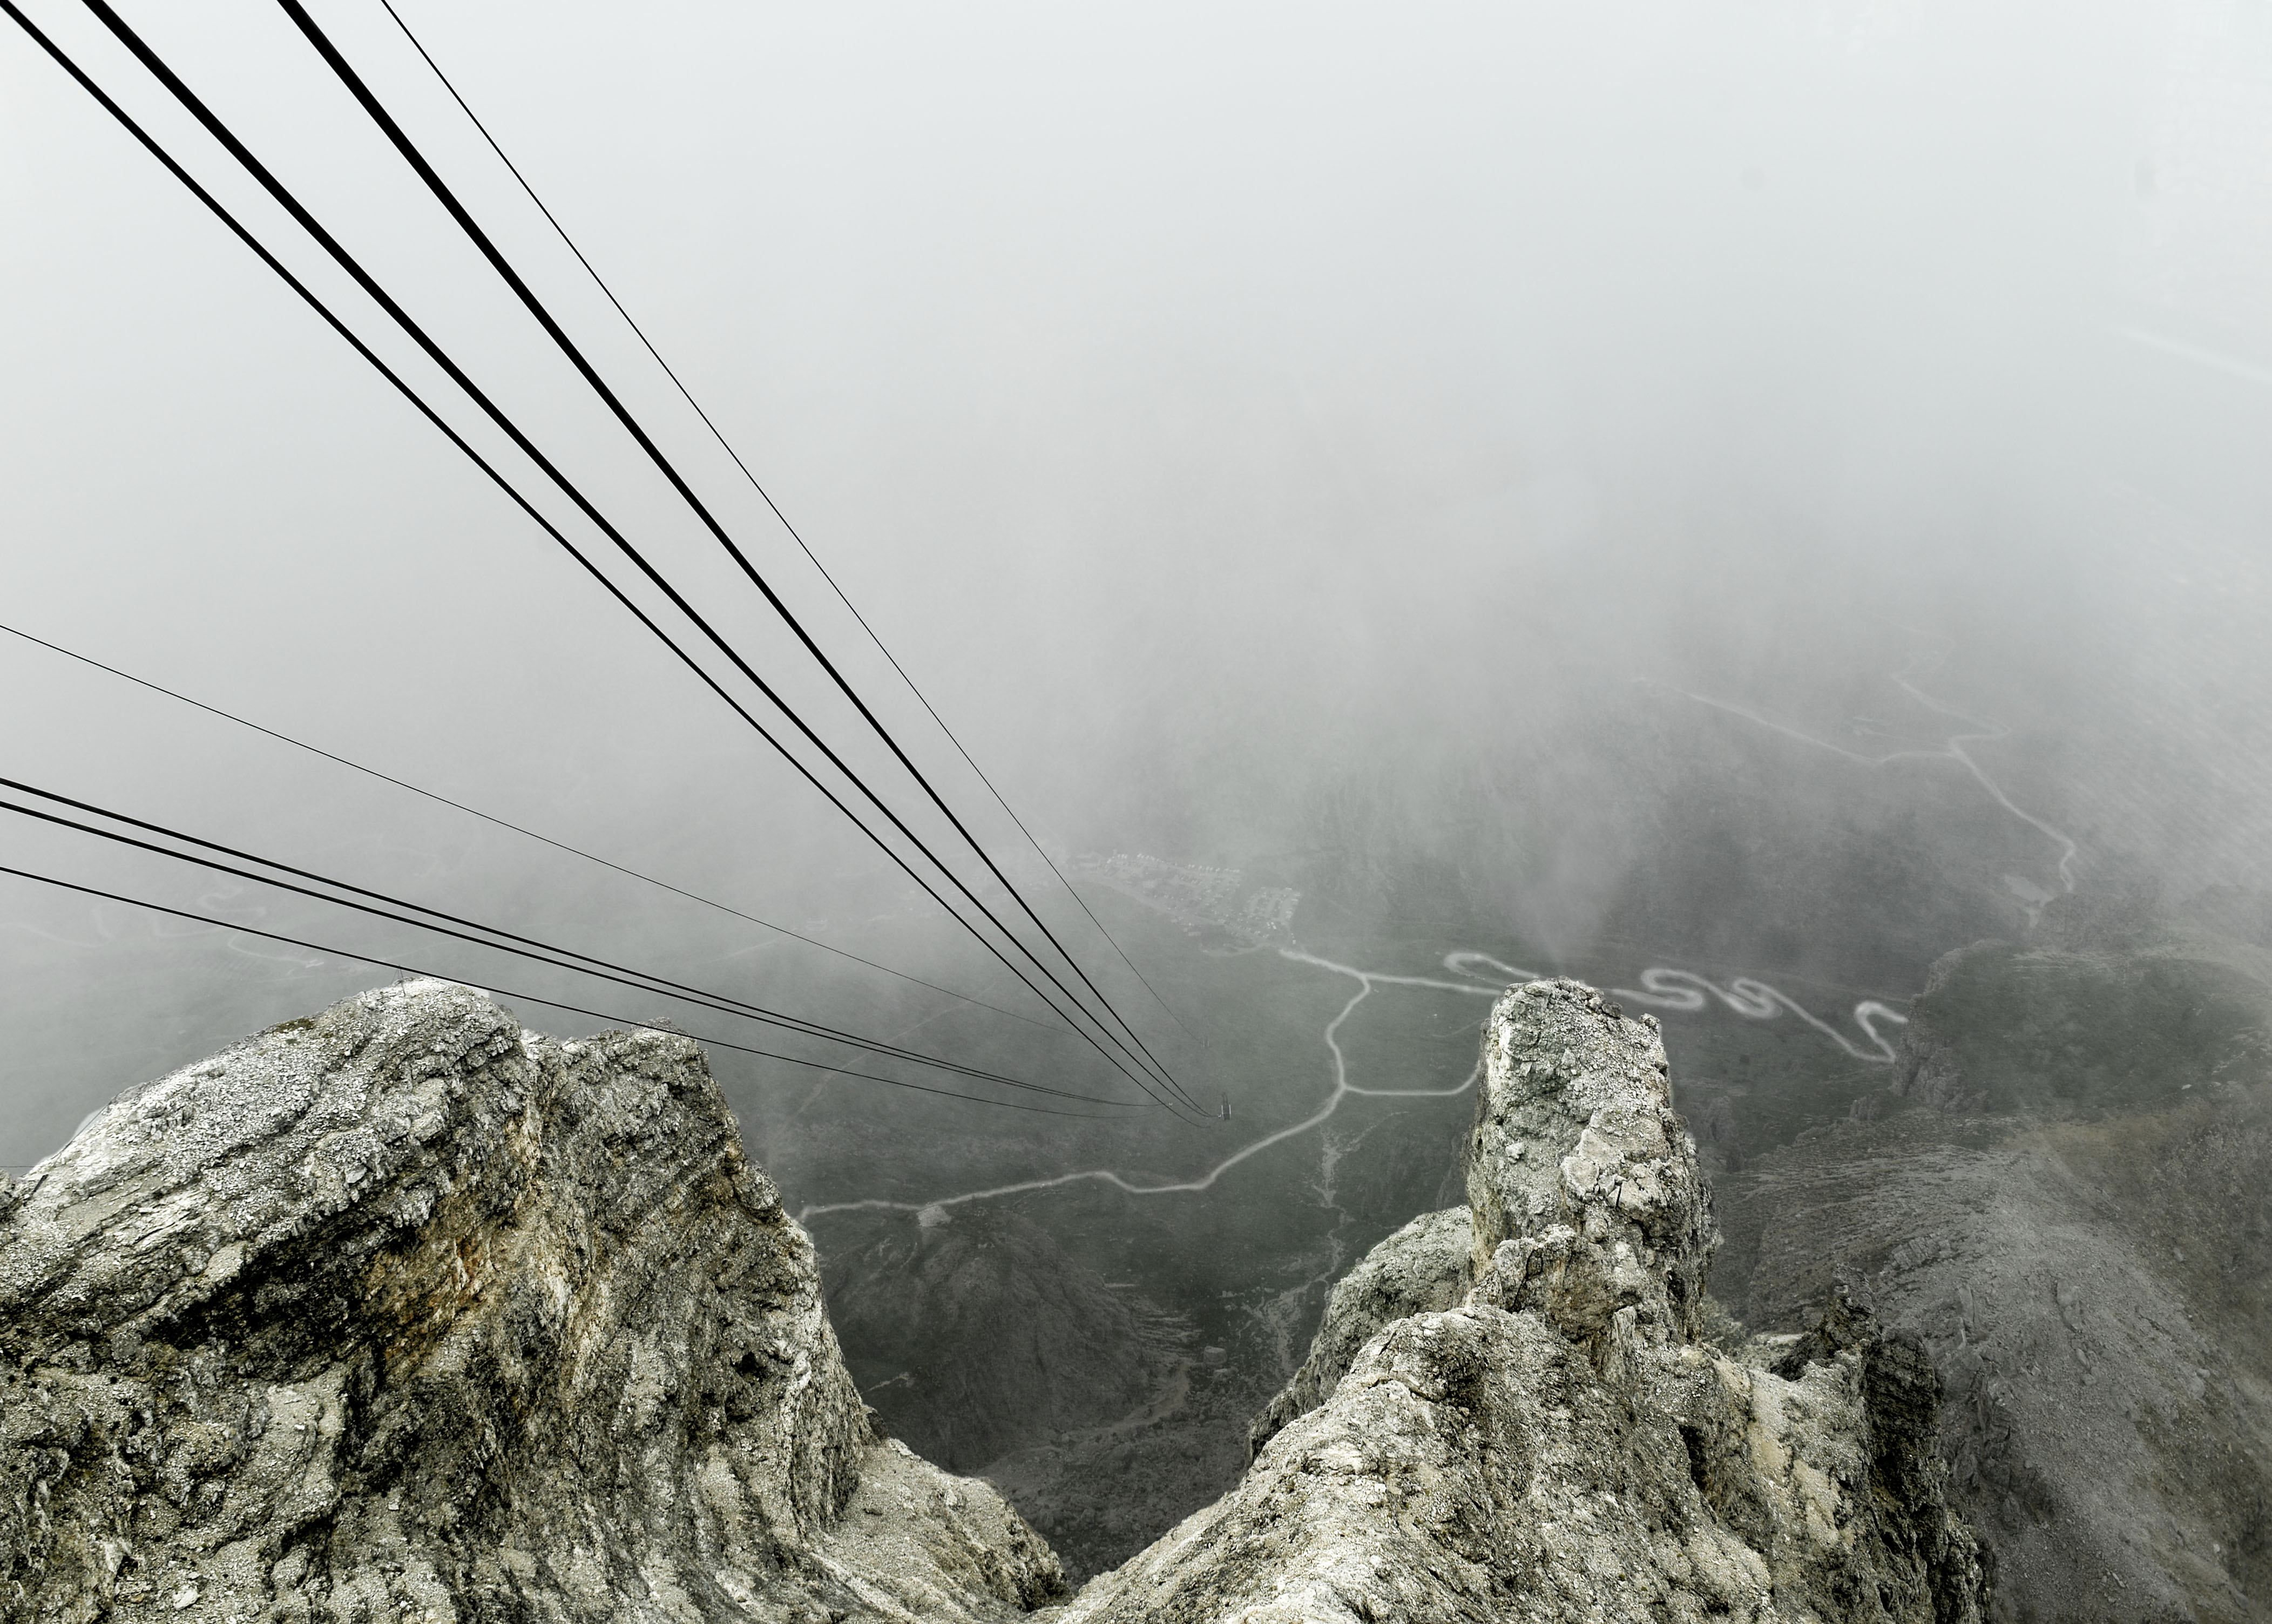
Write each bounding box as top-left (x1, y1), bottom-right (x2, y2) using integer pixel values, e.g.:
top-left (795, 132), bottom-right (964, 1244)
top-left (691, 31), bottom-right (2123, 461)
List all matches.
top-left (1060, 979), bottom-right (1986, 1623)
top-left (0, 981), bottom-right (1060, 1623)
top-left (1465, 978), bottom-right (1716, 1350)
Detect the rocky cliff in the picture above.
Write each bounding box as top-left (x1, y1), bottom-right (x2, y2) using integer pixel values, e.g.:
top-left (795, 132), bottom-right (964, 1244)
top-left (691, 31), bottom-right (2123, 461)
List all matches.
top-left (1053, 979), bottom-right (1987, 1623)
top-left (0, 971), bottom-right (2013, 1624)
top-left (0, 980), bottom-right (1061, 1624)
top-left (1244, 1205), bottom-right (1472, 1460)
top-left (1715, 924), bottom-right (2272, 1622)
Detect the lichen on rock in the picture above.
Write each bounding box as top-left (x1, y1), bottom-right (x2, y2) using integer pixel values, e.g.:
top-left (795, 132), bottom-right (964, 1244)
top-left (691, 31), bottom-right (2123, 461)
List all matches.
top-left (1466, 979), bottom-right (1716, 1347)
top-left (0, 979), bottom-right (1061, 1624)
top-left (1246, 1205), bottom-right (1472, 1460)
top-left (0, 967), bottom-right (1995, 1624)
top-left (1060, 978), bottom-right (1986, 1623)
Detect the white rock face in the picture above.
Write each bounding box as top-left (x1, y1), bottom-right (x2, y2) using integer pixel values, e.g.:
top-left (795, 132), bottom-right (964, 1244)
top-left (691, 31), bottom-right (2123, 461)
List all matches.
top-left (1466, 979), bottom-right (1716, 1348)
top-left (0, 982), bottom-right (1061, 1624)
top-left (1056, 979), bottom-right (1985, 1624)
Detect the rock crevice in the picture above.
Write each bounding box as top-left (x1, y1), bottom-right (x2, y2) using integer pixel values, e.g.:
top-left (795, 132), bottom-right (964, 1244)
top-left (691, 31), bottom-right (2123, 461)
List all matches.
top-left (1, 972), bottom-right (1992, 1623)
top-left (0, 980), bottom-right (1060, 1624)
top-left (1060, 978), bottom-right (1986, 1623)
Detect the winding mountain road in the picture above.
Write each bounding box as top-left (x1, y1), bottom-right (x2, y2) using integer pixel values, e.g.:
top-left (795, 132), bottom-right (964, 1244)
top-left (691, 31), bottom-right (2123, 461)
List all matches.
top-left (794, 946), bottom-right (1904, 1225)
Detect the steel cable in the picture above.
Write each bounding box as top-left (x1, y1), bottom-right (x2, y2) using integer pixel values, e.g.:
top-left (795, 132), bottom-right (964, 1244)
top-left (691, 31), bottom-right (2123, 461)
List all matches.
top-left (273, 0), bottom-right (1201, 1106)
top-left (370, 0), bottom-right (1204, 1051)
top-left (0, 862), bottom-right (1135, 1118)
top-left (0, 783), bottom-right (1141, 1106)
top-left (15, 0), bottom-right (1208, 1121)
top-left (0, 618), bottom-right (1056, 1032)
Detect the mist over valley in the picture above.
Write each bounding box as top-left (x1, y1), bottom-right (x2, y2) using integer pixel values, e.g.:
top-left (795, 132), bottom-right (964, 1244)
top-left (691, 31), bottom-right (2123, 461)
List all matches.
top-left (4, 2), bottom-right (2270, 1618)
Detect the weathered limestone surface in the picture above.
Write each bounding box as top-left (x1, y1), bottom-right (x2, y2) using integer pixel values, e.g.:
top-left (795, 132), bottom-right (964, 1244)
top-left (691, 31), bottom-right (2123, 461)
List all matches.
top-left (1465, 979), bottom-right (1715, 1345)
top-left (0, 980), bottom-right (1061, 1623)
top-left (1245, 1206), bottom-right (1471, 1459)
top-left (1057, 979), bottom-right (1986, 1623)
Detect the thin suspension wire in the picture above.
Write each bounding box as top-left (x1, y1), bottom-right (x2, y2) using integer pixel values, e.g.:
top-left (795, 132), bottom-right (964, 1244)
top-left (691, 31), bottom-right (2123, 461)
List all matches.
top-left (275, 0), bottom-right (1201, 1106)
top-left (0, 780), bottom-right (1099, 1098)
top-left (105, 0), bottom-right (1187, 1113)
top-left (0, 787), bottom-right (1140, 1105)
top-left (1, 5), bottom-right (1186, 1122)
top-left (0, 618), bottom-right (1054, 1032)
top-left (0, 786), bottom-right (1108, 1104)
top-left (2, 0), bottom-right (1169, 1111)
top-left (48, 0), bottom-right (1207, 1120)
top-left (0, 864), bottom-right (1132, 1120)
top-left (372, 0), bottom-right (1201, 1051)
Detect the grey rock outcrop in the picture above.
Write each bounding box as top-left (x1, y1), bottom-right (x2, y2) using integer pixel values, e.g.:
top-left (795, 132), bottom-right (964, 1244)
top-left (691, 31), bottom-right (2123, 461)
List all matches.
top-left (1466, 980), bottom-right (1716, 1346)
top-left (1059, 979), bottom-right (1985, 1623)
top-left (0, 980), bottom-right (1062, 1623)
top-left (1246, 1206), bottom-right (1471, 1459)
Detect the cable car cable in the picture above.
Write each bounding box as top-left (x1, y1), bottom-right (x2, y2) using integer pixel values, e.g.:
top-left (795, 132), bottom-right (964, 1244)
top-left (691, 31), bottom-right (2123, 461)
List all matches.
top-left (0, 788), bottom-right (1141, 1106)
top-left (0, 862), bottom-right (1134, 1119)
top-left (273, 0), bottom-right (1196, 1105)
top-left (373, 0), bottom-right (1202, 1051)
top-left (85, 0), bottom-right (1191, 1114)
top-left (0, 773), bottom-right (1073, 1091)
top-left (12, 1), bottom-right (1205, 1120)
top-left (0, 618), bottom-right (1056, 1032)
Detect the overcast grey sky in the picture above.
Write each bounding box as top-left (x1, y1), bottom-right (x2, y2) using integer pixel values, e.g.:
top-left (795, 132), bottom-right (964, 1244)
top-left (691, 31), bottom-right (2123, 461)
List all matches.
top-left (5, 0), bottom-right (2271, 1159)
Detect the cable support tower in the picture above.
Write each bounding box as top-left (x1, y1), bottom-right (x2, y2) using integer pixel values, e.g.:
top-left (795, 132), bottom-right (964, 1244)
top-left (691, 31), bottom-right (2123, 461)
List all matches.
top-left (0, 863), bottom-right (1131, 1119)
top-left (0, 780), bottom-right (1143, 1108)
top-left (17, 0), bottom-right (1211, 1122)
top-left (0, 618), bottom-right (1056, 1032)
top-left (373, 0), bottom-right (1202, 1052)
top-left (271, 0), bottom-right (1199, 1106)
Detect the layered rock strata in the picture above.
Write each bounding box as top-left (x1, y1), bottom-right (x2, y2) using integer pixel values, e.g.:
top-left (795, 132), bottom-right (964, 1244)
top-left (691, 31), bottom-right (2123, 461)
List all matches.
top-left (0, 980), bottom-right (1061, 1624)
top-left (1058, 978), bottom-right (1986, 1623)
